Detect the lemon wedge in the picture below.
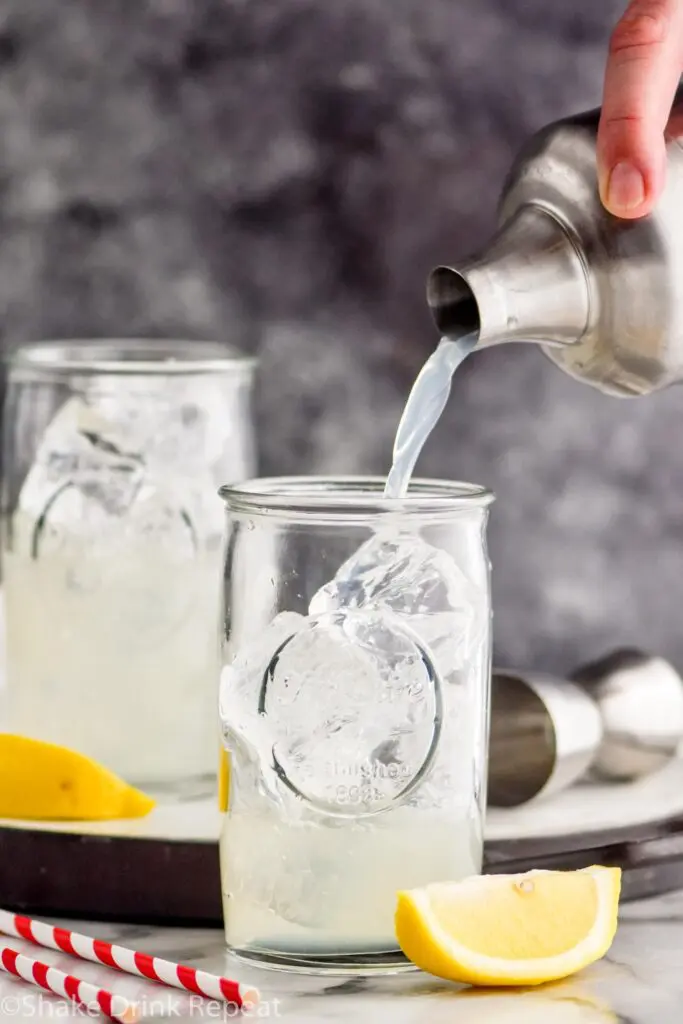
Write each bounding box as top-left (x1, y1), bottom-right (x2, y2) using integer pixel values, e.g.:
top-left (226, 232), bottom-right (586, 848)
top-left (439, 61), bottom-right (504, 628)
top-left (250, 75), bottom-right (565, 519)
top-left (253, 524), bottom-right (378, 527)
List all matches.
top-left (0, 734), bottom-right (155, 821)
top-left (395, 866), bottom-right (621, 987)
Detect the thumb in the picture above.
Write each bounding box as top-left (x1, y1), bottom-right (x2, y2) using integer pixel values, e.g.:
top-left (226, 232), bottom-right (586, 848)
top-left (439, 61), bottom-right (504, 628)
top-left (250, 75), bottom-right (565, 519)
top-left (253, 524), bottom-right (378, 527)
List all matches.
top-left (597, 0), bottom-right (683, 219)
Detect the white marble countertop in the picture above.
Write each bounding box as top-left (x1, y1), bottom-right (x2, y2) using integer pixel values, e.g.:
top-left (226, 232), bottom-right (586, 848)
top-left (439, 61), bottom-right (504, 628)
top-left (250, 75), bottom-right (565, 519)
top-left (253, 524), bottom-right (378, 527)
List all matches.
top-left (0, 889), bottom-right (679, 1022)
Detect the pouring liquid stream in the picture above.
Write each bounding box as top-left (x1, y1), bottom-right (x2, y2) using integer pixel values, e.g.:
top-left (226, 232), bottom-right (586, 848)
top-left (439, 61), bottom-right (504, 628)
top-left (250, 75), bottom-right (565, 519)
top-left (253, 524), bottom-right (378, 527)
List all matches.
top-left (384, 334), bottom-right (477, 499)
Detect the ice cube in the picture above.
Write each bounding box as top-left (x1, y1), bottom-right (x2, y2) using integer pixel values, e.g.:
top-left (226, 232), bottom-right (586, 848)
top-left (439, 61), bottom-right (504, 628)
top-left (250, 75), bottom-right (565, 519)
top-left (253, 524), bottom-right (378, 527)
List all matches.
top-left (220, 611), bottom-right (308, 725)
top-left (12, 391), bottom-right (221, 562)
top-left (309, 532), bottom-right (485, 674)
top-left (222, 811), bottom-right (343, 932)
top-left (258, 609), bottom-right (441, 815)
top-left (219, 611), bottom-right (308, 805)
top-left (87, 375), bottom-right (232, 471)
top-left (14, 397), bottom-right (145, 546)
top-left (81, 378), bottom-right (232, 544)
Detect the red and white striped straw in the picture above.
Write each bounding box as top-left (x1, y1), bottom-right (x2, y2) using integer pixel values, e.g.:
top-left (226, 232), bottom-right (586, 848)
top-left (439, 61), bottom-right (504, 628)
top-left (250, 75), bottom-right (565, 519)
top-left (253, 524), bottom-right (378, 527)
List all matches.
top-left (0, 943), bottom-right (139, 1022)
top-left (0, 910), bottom-right (258, 1009)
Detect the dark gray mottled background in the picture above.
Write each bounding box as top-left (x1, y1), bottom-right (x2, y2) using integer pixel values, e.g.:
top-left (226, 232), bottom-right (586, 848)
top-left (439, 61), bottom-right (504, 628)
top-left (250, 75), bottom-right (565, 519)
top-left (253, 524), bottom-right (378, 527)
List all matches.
top-left (3, 0), bottom-right (682, 675)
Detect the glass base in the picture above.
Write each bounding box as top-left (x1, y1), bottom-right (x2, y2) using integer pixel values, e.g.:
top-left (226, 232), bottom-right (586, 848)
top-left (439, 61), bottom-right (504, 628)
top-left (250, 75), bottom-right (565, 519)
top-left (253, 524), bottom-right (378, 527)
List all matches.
top-left (228, 944), bottom-right (418, 976)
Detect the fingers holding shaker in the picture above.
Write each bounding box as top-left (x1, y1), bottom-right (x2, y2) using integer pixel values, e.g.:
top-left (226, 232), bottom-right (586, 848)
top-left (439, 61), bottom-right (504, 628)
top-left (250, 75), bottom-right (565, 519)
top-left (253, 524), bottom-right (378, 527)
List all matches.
top-left (598, 0), bottom-right (683, 218)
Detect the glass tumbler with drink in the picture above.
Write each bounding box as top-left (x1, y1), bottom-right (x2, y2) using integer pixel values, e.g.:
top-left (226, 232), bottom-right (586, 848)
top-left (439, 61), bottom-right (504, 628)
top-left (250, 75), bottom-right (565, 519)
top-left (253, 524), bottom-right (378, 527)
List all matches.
top-left (218, 476), bottom-right (493, 972)
top-left (1, 339), bottom-right (256, 792)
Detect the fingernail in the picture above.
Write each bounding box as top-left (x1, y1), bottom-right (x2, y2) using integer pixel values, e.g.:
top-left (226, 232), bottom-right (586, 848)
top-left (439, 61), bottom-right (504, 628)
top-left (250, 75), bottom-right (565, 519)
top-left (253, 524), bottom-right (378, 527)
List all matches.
top-left (607, 161), bottom-right (645, 213)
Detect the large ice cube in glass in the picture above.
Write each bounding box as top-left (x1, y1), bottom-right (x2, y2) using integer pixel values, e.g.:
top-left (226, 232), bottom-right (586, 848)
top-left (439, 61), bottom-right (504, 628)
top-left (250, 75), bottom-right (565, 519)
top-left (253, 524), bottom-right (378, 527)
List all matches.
top-left (13, 382), bottom-right (232, 562)
top-left (220, 608), bottom-right (442, 817)
top-left (309, 532), bottom-right (485, 672)
top-left (261, 609), bottom-right (441, 816)
top-left (220, 612), bottom-right (307, 740)
top-left (219, 611), bottom-right (308, 806)
top-left (15, 397), bottom-right (146, 541)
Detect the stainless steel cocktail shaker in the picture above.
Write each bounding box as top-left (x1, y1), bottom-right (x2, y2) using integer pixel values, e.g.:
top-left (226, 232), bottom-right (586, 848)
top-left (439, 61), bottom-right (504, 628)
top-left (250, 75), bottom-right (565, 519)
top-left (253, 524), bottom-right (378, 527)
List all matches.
top-left (427, 89), bottom-right (683, 397)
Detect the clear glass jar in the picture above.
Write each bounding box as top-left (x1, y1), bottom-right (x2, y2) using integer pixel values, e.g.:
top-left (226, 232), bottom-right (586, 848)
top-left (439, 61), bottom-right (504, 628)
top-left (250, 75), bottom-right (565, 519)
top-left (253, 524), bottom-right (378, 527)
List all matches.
top-left (218, 476), bottom-right (493, 972)
top-left (1, 340), bottom-right (257, 792)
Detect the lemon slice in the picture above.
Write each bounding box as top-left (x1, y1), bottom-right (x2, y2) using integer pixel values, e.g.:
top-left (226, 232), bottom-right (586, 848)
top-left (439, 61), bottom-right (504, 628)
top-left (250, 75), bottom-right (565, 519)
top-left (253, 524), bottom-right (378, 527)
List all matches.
top-left (395, 866), bottom-right (621, 986)
top-left (0, 734), bottom-right (155, 821)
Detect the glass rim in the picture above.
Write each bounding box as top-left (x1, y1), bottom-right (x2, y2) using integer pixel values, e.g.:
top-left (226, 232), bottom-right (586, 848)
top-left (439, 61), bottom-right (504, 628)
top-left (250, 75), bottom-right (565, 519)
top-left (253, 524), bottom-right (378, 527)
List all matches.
top-left (219, 476), bottom-right (494, 518)
top-left (6, 339), bottom-right (258, 377)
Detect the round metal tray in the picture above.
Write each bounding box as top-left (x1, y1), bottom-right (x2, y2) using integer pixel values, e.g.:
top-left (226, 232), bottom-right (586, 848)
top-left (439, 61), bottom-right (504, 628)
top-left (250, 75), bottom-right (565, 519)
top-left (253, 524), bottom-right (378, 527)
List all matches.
top-left (2, 766), bottom-right (683, 926)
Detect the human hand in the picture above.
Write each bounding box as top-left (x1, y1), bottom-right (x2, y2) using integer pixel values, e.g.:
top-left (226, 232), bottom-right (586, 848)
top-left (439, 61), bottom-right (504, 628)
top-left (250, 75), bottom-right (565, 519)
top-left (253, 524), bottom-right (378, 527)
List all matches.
top-left (598, 0), bottom-right (683, 218)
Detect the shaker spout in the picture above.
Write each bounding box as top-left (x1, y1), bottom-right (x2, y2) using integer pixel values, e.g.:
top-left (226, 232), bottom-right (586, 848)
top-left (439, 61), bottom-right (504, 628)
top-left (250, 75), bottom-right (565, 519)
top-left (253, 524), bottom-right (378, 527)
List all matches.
top-left (427, 205), bottom-right (591, 350)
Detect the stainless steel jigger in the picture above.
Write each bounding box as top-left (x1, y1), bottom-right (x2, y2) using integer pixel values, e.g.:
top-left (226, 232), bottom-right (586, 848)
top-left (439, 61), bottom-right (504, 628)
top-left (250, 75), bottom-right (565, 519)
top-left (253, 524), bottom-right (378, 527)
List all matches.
top-left (487, 671), bottom-right (603, 808)
top-left (487, 650), bottom-right (683, 807)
